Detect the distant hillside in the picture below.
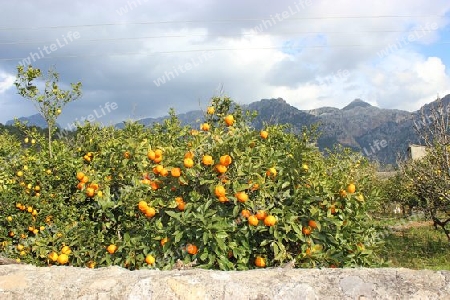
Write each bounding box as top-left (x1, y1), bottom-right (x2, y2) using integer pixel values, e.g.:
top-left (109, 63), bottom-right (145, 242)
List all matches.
top-left (122, 96), bottom-right (448, 165)
top-left (5, 113), bottom-right (61, 128)
top-left (8, 94), bottom-right (450, 166)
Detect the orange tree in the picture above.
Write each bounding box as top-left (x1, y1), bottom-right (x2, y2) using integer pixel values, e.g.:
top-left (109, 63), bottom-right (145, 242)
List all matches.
top-left (397, 98), bottom-right (450, 241)
top-left (380, 173), bottom-right (421, 216)
top-left (0, 96), bottom-right (382, 269)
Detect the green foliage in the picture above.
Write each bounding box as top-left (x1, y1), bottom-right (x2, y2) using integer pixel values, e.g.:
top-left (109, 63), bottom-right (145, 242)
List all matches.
top-left (14, 65), bottom-right (82, 158)
top-left (0, 96), bottom-right (383, 270)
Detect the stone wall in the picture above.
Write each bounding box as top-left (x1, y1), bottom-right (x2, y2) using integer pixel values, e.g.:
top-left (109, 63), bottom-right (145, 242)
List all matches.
top-left (0, 265), bottom-right (449, 299)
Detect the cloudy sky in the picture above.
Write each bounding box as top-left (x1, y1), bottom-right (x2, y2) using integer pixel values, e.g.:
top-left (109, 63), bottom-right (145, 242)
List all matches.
top-left (0, 0), bottom-right (450, 128)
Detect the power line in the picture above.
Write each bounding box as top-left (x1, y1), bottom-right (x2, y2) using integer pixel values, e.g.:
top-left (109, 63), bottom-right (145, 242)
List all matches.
top-left (0, 15), bottom-right (444, 31)
top-left (2, 42), bottom-right (450, 62)
top-left (1, 29), bottom-right (446, 46)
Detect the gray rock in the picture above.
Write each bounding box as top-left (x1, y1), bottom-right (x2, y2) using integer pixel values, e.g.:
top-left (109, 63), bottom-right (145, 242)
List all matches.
top-left (0, 265), bottom-right (448, 299)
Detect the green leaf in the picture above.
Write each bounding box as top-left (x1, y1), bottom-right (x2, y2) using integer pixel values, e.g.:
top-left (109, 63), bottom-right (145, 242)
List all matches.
top-left (216, 237), bottom-right (226, 251)
top-left (216, 231), bottom-right (228, 239)
top-left (174, 231), bottom-right (183, 243)
top-left (165, 210), bottom-right (180, 220)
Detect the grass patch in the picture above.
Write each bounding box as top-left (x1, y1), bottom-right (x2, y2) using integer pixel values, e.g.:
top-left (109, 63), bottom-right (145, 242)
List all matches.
top-left (379, 224), bottom-right (450, 270)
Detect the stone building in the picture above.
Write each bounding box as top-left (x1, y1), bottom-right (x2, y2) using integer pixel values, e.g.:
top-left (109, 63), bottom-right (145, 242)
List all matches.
top-left (407, 144), bottom-right (427, 160)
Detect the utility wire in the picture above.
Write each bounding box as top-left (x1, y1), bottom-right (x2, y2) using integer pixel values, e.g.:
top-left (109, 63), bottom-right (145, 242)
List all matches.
top-left (1, 29), bottom-right (446, 45)
top-left (2, 42), bottom-right (450, 62)
top-left (0, 15), bottom-right (444, 31)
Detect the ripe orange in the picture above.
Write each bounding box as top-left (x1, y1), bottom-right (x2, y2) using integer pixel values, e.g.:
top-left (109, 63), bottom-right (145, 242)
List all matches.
top-left (346, 183), bottom-right (356, 194)
top-left (184, 158), bottom-right (194, 168)
top-left (339, 190), bottom-right (347, 197)
top-left (155, 149), bottom-right (163, 157)
top-left (186, 243), bottom-right (198, 255)
top-left (57, 254), bottom-right (69, 265)
top-left (177, 201), bottom-right (186, 211)
top-left (184, 151), bottom-right (194, 159)
top-left (251, 183), bottom-right (259, 191)
top-left (89, 183), bottom-right (99, 190)
top-left (308, 220), bottom-right (318, 228)
top-left (202, 155), bottom-right (214, 165)
top-left (219, 155), bottom-right (232, 166)
top-left (76, 182), bottom-right (84, 190)
top-left (215, 164), bottom-right (227, 174)
top-left (214, 185), bottom-right (226, 198)
top-left (248, 215), bottom-right (259, 226)
top-left (256, 210), bottom-right (267, 220)
top-left (124, 151), bottom-right (131, 159)
top-left (17, 171), bottom-right (23, 177)
top-left (145, 254), bottom-right (156, 265)
top-left (87, 261), bottom-right (96, 268)
top-left (200, 123), bottom-right (210, 131)
top-left (160, 237), bottom-right (169, 246)
top-left (144, 207), bottom-right (156, 218)
top-left (17, 244), bottom-right (24, 251)
top-left (224, 115), bottom-right (235, 126)
top-left (264, 215), bottom-right (276, 226)
top-left (266, 167), bottom-right (277, 177)
top-left (147, 150), bottom-right (156, 160)
top-left (207, 106), bottom-right (215, 114)
top-left (107, 244), bottom-right (118, 254)
top-left (241, 209), bottom-right (251, 218)
top-left (235, 191), bottom-right (249, 203)
top-left (138, 200), bottom-right (148, 212)
top-left (155, 165), bottom-right (164, 174)
top-left (61, 246), bottom-right (72, 255)
top-left (76, 172), bottom-right (85, 181)
top-left (86, 187), bottom-right (95, 197)
top-left (255, 256), bottom-right (266, 268)
top-left (81, 175), bottom-right (89, 183)
top-left (159, 168), bottom-right (169, 177)
top-left (218, 196), bottom-right (228, 203)
top-left (260, 130), bottom-right (269, 139)
top-left (48, 251), bottom-right (58, 262)
top-left (150, 181), bottom-right (159, 190)
top-left (302, 226), bottom-right (312, 235)
top-left (171, 167), bottom-right (181, 177)
top-left (153, 156), bottom-right (162, 163)
top-left (305, 248), bottom-right (312, 256)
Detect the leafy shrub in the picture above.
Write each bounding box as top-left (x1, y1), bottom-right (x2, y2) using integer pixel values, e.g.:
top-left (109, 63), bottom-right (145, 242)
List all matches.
top-left (0, 96), bottom-right (382, 270)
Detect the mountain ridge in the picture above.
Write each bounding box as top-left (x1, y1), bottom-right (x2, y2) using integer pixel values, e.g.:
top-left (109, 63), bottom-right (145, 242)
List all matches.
top-left (6, 95), bottom-right (450, 165)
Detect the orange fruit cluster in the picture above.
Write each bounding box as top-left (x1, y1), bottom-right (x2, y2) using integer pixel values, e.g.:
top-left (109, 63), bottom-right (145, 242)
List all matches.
top-left (214, 185), bottom-right (228, 202)
top-left (147, 149), bottom-right (163, 163)
top-left (138, 200), bottom-right (156, 218)
top-left (175, 197), bottom-right (186, 210)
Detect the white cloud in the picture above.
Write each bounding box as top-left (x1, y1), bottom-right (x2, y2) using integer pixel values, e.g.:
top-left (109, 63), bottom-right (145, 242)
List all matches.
top-left (0, 72), bottom-right (15, 94)
top-left (0, 0), bottom-right (450, 124)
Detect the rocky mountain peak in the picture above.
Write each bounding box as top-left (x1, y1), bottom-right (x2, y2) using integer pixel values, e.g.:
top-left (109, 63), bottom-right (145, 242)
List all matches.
top-left (342, 99), bottom-right (373, 111)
